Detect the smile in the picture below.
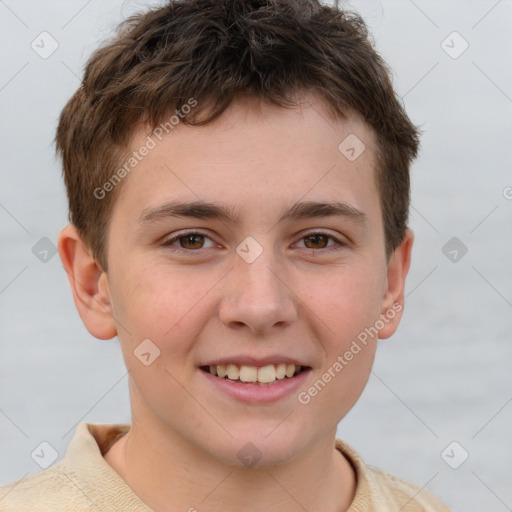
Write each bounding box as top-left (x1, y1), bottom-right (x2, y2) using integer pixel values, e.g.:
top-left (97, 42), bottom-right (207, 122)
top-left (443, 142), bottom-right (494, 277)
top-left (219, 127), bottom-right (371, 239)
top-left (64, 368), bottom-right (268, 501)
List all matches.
top-left (200, 363), bottom-right (307, 385)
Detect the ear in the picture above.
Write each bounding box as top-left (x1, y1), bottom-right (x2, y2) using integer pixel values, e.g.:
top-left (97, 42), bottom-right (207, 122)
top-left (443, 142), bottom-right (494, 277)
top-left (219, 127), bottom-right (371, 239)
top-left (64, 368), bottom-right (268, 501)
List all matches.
top-left (57, 224), bottom-right (117, 340)
top-left (378, 228), bottom-right (414, 339)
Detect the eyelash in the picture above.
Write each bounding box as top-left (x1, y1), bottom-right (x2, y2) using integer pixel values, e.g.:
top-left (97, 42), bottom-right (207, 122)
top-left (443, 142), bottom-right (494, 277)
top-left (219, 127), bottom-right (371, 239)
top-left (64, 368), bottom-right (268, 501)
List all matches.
top-left (161, 230), bottom-right (346, 255)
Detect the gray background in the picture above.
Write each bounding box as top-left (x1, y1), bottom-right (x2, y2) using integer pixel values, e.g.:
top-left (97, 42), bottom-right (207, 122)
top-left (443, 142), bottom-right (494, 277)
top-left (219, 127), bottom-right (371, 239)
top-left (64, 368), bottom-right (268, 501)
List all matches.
top-left (1, 1), bottom-right (511, 510)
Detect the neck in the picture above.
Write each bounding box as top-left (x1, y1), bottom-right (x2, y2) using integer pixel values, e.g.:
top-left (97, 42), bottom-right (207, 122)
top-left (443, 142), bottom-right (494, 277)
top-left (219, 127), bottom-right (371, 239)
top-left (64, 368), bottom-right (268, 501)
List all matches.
top-left (104, 418), bottom-right (356, 512)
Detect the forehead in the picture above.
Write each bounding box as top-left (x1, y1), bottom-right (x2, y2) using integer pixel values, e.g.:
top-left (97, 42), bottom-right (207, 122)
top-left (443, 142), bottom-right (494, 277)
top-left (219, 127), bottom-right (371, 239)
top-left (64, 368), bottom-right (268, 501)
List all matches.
top-left (111, 93), bottom-right (381, 228)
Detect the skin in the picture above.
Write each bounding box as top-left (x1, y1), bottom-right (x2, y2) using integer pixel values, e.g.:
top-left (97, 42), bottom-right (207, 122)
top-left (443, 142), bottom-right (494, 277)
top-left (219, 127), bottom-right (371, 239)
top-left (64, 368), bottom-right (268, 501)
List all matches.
top-left (58, 92), bottom-right (413, 512)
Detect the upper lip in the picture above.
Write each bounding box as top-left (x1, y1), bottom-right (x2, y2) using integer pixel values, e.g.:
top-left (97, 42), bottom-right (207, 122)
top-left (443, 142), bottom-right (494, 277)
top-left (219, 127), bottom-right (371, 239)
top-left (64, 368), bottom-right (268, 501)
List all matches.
top-left (200, 355), bottom-right (310, 367)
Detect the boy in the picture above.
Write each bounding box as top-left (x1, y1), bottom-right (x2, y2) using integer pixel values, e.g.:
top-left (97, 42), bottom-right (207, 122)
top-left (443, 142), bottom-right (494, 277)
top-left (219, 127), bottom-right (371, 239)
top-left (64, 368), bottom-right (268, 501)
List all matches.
top-left (0, 0), bottom-right (452, 510)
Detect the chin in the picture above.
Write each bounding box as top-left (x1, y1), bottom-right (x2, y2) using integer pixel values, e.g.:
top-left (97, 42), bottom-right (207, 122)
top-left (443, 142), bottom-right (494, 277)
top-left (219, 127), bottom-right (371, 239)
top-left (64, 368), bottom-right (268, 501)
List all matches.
top-left (212, 422), bottom-right (311, 469)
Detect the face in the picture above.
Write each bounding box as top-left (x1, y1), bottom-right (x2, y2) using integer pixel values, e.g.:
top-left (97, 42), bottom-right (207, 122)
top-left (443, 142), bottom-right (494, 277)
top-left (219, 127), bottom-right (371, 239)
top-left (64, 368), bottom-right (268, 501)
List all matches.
top-left (87, 93), bottom-right (409, 466)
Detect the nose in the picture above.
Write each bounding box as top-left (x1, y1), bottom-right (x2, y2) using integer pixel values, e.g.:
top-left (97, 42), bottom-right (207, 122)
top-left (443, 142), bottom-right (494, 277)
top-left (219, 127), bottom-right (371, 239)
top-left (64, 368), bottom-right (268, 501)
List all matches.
top-left (218, 249), bottom-right (298, 336)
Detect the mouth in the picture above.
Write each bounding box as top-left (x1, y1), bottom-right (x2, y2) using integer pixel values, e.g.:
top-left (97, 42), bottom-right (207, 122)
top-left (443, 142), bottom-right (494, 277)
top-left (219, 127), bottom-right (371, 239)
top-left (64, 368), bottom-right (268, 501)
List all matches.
top-left (200, 363), bottom-right (308, 385)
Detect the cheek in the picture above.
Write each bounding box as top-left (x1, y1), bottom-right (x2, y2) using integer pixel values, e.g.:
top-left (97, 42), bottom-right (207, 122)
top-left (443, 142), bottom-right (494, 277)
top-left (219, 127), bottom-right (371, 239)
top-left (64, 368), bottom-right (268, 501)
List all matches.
top-left (112, 264), bottom-right (204, 415)
top-left (303, 266), bottom-right (382, 391)
top-left (112, 262), bottom-right (212, 337)
top-left (306, 263), bottom-right (385, 334)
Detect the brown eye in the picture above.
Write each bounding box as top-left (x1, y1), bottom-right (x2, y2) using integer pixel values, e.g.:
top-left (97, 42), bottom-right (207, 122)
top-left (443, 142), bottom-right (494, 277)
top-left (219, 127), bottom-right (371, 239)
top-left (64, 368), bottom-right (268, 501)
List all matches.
top-left (162, 231), bottom-right (215, 252)
top-left (294, 231), bottom-right (347, 254)
top-left (302, 233), bottom-right (331, 250)
top-left (177, 233), bottom-right (205, 250)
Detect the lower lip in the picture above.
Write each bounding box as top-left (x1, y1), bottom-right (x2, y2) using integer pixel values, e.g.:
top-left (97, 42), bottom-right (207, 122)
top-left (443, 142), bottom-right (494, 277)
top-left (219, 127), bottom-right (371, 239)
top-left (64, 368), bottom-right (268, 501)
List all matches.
top-left (199, 368), bottom-right (311, 404)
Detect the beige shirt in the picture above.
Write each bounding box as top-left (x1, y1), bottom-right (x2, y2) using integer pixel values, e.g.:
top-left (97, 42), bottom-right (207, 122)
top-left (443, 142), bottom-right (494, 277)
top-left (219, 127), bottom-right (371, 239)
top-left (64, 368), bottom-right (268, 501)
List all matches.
top-left (0, 423), bottom-right (451, 511)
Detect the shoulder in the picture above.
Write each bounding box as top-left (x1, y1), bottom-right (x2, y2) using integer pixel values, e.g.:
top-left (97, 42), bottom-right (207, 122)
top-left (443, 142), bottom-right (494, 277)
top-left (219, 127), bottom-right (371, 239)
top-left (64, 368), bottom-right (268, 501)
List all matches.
top-left (0, 461), bottom-right (91, 511)
top-left (335, 439), bottom-right (452, 511)
top-left (365, 466), bottom-right (452, 511)
top-left (0, 422), bottom-right (148, 512)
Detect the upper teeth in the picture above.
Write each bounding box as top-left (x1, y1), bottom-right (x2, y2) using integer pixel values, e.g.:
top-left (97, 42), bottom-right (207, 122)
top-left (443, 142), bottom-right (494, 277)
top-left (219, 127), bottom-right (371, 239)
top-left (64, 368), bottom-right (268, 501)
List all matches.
top-left (208, 363), bottom-right (301, 383)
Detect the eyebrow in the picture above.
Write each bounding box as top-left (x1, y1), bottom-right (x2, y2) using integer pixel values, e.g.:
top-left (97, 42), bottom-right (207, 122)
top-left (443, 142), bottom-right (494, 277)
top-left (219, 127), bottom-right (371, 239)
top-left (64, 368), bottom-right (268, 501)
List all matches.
top-left (137, 200), bottom-right (368, 228)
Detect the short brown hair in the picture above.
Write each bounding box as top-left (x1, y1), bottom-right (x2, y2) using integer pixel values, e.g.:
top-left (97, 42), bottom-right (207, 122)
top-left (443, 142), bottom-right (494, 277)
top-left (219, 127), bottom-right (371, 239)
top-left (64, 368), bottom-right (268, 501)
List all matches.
top-left (55, 0), bottom-right (420, 271)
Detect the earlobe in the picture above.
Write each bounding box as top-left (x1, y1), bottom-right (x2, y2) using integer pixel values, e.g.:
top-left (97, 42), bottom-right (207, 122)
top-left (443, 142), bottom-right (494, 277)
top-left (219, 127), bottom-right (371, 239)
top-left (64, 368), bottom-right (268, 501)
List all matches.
top-left (57, 225), bottom-right (117, 340)
top-left (378, 229), bottom-right (414, 339)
